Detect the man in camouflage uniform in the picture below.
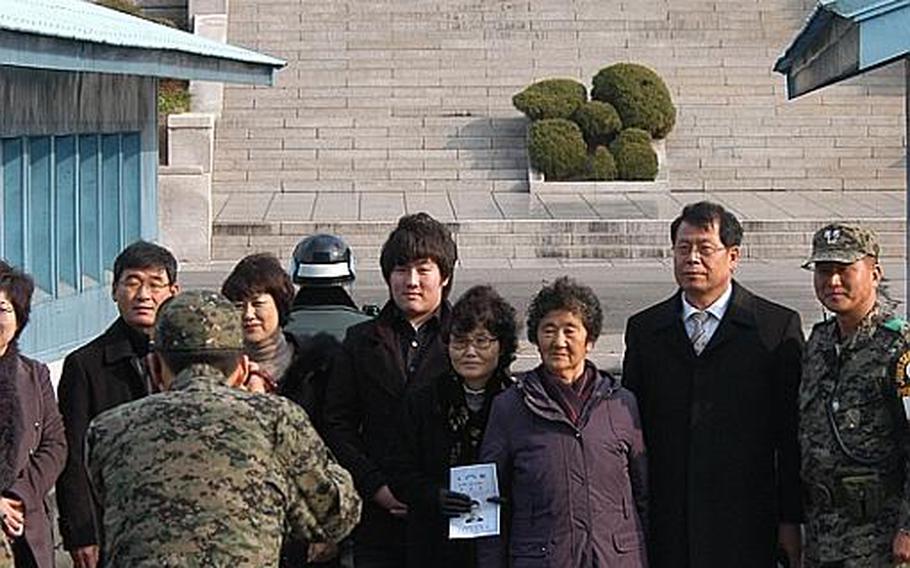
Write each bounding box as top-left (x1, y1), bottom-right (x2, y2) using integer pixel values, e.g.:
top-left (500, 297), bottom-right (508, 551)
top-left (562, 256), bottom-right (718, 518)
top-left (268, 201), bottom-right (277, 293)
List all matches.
top-left (800, 223), bottom-right (910, 567)
top-left (85, 290), bottom-right (361, 567)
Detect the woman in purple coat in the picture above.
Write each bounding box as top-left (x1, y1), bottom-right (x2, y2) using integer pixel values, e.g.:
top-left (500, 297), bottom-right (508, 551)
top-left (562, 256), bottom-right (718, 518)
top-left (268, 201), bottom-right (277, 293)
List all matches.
top-left (477, 276), bottom-right (648, 568)
top-left (0, 262), bottom-right (67, 568)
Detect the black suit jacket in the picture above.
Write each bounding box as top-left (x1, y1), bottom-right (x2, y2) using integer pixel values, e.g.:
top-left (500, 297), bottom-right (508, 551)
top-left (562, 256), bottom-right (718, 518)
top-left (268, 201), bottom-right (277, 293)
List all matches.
top-left (323, 301), bottom-right (451, 547)
top-left (55, 318), bottom-right (150, 550)
top-left (623, 281), bottom-right (803, 568)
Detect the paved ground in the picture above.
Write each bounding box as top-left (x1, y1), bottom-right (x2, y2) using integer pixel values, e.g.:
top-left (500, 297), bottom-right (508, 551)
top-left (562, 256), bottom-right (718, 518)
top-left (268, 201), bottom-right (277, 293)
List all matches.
top-left (214, 189), bottom-right (907, 223)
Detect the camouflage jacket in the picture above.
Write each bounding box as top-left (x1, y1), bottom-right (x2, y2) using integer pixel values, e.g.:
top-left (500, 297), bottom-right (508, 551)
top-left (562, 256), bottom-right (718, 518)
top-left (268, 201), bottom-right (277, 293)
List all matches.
top-left (799, 303), bottom-right (910, 561)
top-left (86, 363), bottom-right (361, 567)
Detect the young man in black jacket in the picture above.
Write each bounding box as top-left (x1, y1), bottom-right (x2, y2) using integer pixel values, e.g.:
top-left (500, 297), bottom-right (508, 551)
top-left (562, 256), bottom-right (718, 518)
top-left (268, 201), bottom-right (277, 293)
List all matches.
top-left (323, 213), bottom-right (457, 568)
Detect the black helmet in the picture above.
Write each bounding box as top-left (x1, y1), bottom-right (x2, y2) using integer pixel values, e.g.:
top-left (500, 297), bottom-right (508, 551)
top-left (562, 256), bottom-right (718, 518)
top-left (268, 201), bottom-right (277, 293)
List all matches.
top-left (290, 234), bottom-right (356, 287)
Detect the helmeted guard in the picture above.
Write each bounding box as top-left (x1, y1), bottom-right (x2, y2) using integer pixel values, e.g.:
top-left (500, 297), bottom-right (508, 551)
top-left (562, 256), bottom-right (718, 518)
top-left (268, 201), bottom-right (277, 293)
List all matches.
top-left (285, 234), bottom-right (373, 340)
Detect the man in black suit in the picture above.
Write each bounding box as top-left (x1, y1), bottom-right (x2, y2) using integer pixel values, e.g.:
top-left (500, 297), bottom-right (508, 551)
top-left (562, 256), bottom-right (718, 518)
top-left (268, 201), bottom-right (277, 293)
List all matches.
top-left (623, 201), bottom-right (803, 568)
top-left (55, 241), bottom-right (179, 568)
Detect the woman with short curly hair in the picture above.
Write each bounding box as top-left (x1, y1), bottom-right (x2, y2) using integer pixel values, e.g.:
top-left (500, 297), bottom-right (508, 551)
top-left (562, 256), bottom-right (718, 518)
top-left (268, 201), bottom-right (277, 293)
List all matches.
top-left (396, 285), bottom-right (518, 568)
top-left (478, 276), bottom-right (649, 567)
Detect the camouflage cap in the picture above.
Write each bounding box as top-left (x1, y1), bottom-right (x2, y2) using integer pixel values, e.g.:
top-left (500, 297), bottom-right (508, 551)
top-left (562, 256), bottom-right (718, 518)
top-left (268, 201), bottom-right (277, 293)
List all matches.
top-left (154, 290), bottom-right (243, 352)
top-left (802, 223), bottom-right (880, 269)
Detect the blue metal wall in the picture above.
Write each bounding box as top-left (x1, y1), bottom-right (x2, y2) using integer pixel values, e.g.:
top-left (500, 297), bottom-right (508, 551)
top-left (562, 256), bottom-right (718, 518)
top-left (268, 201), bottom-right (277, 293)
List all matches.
top-left (0, 133), bottom-right (147, 360)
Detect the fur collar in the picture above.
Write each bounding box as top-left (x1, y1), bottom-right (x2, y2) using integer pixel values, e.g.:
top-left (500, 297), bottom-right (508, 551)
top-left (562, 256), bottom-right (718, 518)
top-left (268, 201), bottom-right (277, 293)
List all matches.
top-left (0, 344), bottom-right (22, 490)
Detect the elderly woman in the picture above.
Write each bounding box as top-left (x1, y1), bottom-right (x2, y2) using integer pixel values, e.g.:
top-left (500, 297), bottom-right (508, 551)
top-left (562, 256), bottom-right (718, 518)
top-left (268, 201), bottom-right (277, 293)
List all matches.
top-left (221, 252), bottom-right (342, 567)
top-left (477, 276), bottom-right (648, 568)
top-left (0, 262), bottom-right (67, 568)
top-left (396, 285), bottom-right (518, 568)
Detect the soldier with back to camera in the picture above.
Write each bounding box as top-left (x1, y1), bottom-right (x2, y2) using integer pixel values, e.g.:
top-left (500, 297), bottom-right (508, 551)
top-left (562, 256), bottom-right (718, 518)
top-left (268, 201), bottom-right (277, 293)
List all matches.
top-left (85, 290), bottom-right (361, 567)
top-left (285, 234), bottom-right (373, 341)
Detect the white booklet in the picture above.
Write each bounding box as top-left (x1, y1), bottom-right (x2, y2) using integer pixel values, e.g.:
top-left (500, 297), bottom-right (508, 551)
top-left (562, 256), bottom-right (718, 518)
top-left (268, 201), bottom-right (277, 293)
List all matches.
top-left (448, 462), bottom-right (500, 539)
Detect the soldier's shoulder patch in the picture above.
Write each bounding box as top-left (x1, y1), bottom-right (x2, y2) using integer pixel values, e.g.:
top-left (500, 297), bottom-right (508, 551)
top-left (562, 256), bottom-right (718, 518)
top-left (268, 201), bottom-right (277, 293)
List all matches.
top-left (883, 316), bottom-right (908, 333)
top-left (894, 350), bottom-right (910, 396)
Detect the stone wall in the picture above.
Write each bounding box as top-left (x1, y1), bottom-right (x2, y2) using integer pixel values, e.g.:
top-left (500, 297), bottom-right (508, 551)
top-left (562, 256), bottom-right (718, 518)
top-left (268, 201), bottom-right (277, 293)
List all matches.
top-left (213, 0), bottom-right (906, 195)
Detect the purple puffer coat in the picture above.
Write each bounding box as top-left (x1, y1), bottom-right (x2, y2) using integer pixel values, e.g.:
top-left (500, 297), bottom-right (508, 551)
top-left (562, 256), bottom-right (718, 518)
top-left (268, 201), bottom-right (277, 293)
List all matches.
top-left (476, 363), bottom-right (648, 568)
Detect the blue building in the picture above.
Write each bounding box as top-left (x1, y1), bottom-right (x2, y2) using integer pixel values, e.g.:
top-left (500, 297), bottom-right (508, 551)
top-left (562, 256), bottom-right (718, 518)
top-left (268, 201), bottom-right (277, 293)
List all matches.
top-left (0, 0), bottom-right (283, 361)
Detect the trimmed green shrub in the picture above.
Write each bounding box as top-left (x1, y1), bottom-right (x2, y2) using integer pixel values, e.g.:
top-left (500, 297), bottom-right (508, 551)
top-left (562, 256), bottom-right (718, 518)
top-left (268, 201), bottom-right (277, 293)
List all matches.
top-left (587, 146), bottom-right (617, 181)
top-left (591, 63), bottom-right (676, 139)
top-left (609, 127), bottom-right (651, 155)
top-left (513, 79), bottom-right (587, 121)
top-left (613, 137), bottom-right (658, 181)
top-left (572, 101), bottom-right (622, 147)
top-left (527, 119), bottom-right (588, 180)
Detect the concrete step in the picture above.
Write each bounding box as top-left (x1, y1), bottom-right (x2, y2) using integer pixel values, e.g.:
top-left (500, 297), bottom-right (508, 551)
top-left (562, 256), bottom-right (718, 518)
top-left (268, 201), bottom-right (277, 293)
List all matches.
top-left (212, 219), bottom-right (907, 262)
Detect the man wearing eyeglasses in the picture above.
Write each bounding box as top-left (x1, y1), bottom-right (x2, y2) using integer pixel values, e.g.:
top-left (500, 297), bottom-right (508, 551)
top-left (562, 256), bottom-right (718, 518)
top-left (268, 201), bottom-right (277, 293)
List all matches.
top-left (623, 201), bottom-right (805, 568)
top-left (56, 240), bottom-right (180, 568)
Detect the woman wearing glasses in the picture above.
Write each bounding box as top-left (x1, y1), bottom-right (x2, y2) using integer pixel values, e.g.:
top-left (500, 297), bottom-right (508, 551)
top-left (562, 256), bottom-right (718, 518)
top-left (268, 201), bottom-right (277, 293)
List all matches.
top-left (396, 285), bottom-right (518, 568)
top-left (477, 276), bottom-right (648, 568)
top-left (0, 262), bottom-right (67, 568)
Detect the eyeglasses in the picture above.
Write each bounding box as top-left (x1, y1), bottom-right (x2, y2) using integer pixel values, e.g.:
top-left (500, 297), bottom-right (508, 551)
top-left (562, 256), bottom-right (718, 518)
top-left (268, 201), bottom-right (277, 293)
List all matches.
top-left (449, 335), bottom-right (498, 352)
top-left (118, 277), bottom-right (172, 294)
top-left (672, 243), bottom-right (728, 258)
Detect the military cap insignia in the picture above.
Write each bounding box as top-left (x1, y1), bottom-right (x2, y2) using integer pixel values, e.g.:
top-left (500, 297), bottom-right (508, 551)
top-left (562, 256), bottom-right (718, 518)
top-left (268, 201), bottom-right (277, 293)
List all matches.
top-left (823, 228), bottom-right (841, 244)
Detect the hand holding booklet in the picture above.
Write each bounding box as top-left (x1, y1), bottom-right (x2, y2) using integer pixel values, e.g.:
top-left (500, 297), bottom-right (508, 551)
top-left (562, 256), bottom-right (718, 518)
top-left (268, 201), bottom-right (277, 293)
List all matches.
top-left (448, 463), bottom-right (500, 539)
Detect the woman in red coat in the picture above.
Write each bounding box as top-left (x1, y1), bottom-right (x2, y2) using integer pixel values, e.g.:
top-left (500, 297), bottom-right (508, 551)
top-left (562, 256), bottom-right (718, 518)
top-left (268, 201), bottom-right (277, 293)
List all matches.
top-left (0, 262), bottom-right (67, 568)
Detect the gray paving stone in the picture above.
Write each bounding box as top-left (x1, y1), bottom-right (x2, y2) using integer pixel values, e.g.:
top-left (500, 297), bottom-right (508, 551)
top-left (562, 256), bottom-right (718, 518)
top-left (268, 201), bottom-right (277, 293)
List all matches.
top-left (360, 193), bottom-right (406, 220)
top-left (583, 195), bottom-right (649, 220)
top-left (749, 192), bottom-right (835, 219)
top-left (216, 193), bottom-right (272, 222)
top-left (707, 192), bottom-right (789, 220)
top-left (536, 194), bottom-right (598, 219)
top-left (264, 193), bottom-right (316, 222)
top-left (404, 193), bottom-right (455, 220)
top-left (312, 193), bottom-right (360, 221)
top-left (493, 193), bottom-right (552, 219)
top-left (213, 193), bottom-right (229, 220)
top-left (448, 192), bottom-right (504, 220)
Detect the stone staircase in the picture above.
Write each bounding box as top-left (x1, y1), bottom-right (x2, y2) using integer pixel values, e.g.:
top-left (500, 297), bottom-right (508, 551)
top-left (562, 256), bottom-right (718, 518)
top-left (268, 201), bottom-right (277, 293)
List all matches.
top-left (212, 218), bottom-right (907, 266)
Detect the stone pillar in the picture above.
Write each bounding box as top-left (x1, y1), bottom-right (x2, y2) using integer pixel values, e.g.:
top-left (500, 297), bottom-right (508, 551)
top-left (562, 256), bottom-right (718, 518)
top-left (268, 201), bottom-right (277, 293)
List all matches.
top-left (167, 113), bottom-right (215, 173)
top-left (189, 0), bottom-right (228, 17)
top-left (159, 114), bottom-right (216, 263)
top-left (158, 165), bottom-right (212, 263)
top-left (188, 14), bottom-right (228, 116)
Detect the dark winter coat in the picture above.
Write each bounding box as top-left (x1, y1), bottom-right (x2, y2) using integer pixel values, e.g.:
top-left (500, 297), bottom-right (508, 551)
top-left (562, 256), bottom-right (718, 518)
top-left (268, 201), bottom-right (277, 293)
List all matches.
top-left (278, 331), bottom-right (343, 436)
top-left (56, 318), bottom-right (151, 550)
top-left (622, 282), bottom-right (804, 568)
top-left (323, 301), bottom-right (452, 547)
top-left (277, 331), bottom-right (345, 568)
top-left (395, 370), bottom-right (510, 568)
top-left (476, 363), bottom-right (649, 568)
top-left (2, 346), bottom-right (67, 568)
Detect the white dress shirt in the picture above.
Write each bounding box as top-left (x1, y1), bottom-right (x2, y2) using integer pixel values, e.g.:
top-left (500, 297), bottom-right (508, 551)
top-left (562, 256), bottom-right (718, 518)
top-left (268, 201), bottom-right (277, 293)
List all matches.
top-left (681, 284), bottom-right (733, 347)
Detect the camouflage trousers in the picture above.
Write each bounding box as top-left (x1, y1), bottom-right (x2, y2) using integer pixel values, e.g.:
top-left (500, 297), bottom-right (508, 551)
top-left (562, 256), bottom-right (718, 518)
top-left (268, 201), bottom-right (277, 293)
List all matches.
top-left (804, 503), bottom-right (899, 567)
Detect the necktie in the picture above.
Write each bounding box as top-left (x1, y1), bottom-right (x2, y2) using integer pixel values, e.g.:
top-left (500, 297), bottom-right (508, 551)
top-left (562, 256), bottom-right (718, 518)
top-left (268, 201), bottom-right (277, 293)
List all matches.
top-left (690, 311), bottom-right (709, 355)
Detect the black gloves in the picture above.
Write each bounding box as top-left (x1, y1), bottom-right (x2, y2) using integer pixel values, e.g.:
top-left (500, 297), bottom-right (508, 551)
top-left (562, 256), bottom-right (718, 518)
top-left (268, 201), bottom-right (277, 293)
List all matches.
top-left (438, 489), bottom-right (474, 518)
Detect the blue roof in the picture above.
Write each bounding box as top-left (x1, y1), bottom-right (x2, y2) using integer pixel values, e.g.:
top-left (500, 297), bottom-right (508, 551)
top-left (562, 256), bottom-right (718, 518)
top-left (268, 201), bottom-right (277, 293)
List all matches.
top-left (0, 0), bottom-right (285, 85)
top-left (775, 0), bottom-right (910, 98)
top-left (821, 0), bottom-right (910, 19)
